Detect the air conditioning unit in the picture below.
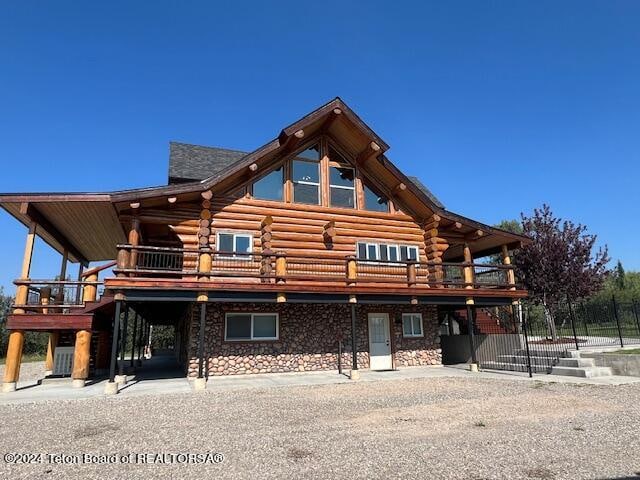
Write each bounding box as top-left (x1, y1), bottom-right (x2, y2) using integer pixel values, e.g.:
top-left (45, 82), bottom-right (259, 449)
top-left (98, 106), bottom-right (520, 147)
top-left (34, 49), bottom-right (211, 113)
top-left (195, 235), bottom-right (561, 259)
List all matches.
top-left (53, 347), bottom-right (74, 376)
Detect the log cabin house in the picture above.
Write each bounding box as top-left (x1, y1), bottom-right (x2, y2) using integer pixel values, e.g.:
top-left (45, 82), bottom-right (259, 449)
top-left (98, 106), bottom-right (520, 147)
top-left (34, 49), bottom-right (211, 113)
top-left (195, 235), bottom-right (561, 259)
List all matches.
top-left (0, 98), bottom-right (529, 393)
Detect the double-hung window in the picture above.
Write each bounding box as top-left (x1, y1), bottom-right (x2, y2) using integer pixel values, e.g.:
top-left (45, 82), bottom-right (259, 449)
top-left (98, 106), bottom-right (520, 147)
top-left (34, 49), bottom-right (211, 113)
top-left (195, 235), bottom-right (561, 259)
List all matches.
top-left (292, 144), bottom-right (320, 205)
top-left (402, 313), bottom-right (423, 337)
top-left (225, 313), bottom-right (279, 341)
top-left (217, 232), bottom-right (252, 259)
top-left (328, 146), bottom-right (355, 209)
top-left (357, 242), bottom-right (419, 263)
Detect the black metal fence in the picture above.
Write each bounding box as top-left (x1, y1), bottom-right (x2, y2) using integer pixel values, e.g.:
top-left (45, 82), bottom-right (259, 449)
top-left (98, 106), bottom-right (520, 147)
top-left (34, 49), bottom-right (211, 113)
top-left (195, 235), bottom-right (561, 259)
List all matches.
top-left (449, 296), bottom-right (640, 377)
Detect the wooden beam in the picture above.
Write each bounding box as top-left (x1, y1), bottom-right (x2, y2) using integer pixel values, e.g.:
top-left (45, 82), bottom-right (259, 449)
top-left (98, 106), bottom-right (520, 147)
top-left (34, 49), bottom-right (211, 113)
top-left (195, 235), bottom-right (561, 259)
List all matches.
top-left (248, 163), bottom-right (259, 175)
top-left (465, 229), bottom-right (485, 241)
top-left (393, 183), bottom-right (407, 195)
top-left (19, 203), bottom-right (88, 265)
top-left (167, 196), bottom-right (177, 204)
top-left (278, 128), bottom-right (305, 157)
top-left (356, 141), bottom-right (381, 165)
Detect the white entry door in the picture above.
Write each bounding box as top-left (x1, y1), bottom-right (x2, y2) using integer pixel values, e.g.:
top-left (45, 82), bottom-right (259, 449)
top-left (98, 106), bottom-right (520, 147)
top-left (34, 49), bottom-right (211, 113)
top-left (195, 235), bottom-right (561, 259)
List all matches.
top-left (368, 313), bottom-right (392, 370)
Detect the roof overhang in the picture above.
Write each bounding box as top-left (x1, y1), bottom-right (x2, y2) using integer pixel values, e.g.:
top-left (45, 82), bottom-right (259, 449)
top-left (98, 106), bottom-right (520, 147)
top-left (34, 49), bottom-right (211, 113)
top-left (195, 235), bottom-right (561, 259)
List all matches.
top-left (0, 194), bottom-right (126, 263)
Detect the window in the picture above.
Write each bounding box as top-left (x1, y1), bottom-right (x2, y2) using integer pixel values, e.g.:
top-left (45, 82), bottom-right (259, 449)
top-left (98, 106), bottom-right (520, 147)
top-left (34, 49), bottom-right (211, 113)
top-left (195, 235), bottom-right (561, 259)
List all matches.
top-left (292, 144), bottom-right (320, 205)
top-left (402, 313), bottom-right (423, 337)
top-left (253, 166), bottom-right (283, 201)
top-left (357, 242), bottom-right (419, 263)
top-left (225, 313), bottom-right (279, 341)
top-left (363, 183), bottom-right (389, 213)
top-left (329, 165), bottom-right (355, 208)
top-left (217, 232), bottom-right (252, 259)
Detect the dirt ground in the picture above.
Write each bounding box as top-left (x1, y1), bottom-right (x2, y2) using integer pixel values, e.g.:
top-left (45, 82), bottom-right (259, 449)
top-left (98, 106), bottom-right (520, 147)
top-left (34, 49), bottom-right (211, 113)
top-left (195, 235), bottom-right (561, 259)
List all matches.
top-left (0, 375), bottom-right (638, 479)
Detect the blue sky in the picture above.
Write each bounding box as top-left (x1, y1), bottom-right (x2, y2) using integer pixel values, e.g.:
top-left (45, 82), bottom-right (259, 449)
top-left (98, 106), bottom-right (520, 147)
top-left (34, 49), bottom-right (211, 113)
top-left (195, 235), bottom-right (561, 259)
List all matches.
top-left (0, 1), bottom-right (639, 290)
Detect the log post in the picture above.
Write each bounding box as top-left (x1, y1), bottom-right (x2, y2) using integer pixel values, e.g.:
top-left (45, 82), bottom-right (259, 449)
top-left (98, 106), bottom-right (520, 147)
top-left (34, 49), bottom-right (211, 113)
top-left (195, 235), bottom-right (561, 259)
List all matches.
top-left (346, 255), bottom-right (357, 286)
top-left (14, 221), bottom-right (37, 314)
top-left (71, 329), bottom-right (92, 387)
top-left (501, 244), bottom-right (516, 290)
top-left (116, 246), bottom-right (130, 278)
top-left (82, 272), bottom-right (98, 303)
top-left (193, 296), bottom-right (208, 391)
top-left (463, 243), bottom-right (474, 289)
top-left (407, 261), bottom-right (417, 287)
top-left (128, 217), bottom-right (141, 270)
top-left (2, 331), bottom-right (25, 392)
top-left (40, 286), bottom-right (51, 314)
top-left (275, 252), bottom-right (287, 303)
top-left (44, 331), bottom-right (59, 376)
top-left (198, 250), bottom-right (212, 281)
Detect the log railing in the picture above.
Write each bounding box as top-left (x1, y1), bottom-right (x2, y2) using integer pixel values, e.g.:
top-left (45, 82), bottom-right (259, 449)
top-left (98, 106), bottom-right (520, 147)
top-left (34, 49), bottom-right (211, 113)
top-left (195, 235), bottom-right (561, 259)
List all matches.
top-left (12, 260), bottom-right (115, 313)
top-left (113, 244), bottom-right (518, 290)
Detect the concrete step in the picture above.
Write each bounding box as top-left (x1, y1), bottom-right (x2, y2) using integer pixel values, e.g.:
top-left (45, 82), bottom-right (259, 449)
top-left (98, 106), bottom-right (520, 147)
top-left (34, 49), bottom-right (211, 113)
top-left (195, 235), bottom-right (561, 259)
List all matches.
top-left (556, 357), bottom-right (595, 368)
top-left (496, 355), bottom-right (558, 366)
top-left (550, 366), bottom-right (613, 378)
top-left (481, 361), bottom-right (549, 373)
top-left (513, 349), bottom-right (570, 359)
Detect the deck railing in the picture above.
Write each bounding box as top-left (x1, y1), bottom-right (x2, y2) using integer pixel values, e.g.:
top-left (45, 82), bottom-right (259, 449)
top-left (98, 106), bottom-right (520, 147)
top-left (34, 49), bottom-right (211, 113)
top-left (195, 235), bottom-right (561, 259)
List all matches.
top-left (113, 244), bottom-right (518, 291)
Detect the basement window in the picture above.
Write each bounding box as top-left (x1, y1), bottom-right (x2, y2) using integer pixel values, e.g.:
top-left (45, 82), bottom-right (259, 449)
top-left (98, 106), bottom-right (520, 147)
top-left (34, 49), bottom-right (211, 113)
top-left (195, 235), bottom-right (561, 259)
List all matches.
top-left (402, 313), bottom-right (423, 337)
top-left (225, 313), bottom-right (279, 341)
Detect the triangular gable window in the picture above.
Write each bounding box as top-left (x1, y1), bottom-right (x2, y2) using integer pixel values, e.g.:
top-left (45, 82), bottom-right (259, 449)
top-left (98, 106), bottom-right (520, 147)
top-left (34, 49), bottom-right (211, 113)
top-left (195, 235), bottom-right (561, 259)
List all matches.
top-left (362, 181), bottom-right (390, 213)
top-left (253, 165), bottom-right (284, 201)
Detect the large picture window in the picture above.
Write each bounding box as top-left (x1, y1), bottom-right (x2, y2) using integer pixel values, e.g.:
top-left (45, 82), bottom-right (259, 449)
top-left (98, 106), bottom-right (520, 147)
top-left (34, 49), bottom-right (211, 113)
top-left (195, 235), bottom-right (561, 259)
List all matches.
top-left (217, 232), bottom-right (252, 259)
top-left (292, 144), bottom-right (320, 205)
top-left (253, 166), bottom-right (283, 201)
top-left (225, 313), bottom-right (279, 341)
top-left (357, 242), bottom-right (419, 263)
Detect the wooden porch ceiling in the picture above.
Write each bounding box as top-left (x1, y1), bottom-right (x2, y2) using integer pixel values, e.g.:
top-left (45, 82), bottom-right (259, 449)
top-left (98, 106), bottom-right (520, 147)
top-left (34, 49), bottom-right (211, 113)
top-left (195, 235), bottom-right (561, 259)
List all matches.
top-left (0, 196), bottom-right (126, 263)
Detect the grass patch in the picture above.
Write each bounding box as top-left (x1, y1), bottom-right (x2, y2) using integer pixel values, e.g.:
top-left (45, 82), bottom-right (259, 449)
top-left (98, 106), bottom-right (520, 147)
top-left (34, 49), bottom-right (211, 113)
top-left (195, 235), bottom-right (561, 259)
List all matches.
top-left (611, 348), bottom-right (640, 355)
top-left (0, 353), bottom-right (46, 365)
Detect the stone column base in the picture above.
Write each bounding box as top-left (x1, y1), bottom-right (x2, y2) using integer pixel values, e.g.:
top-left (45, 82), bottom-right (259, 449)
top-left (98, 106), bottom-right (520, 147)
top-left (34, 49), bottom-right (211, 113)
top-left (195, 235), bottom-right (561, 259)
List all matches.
top-left (114, 374), bottom-right (127, 385)
top-left (104, 381), bottom-right (119, 395)
top-left (71, 379), bottom-right (86, 388)
top-left (469, 363), bottom-right (479, 372)
top-left (350, 369), bottom-right (360, 380)
top-left (1, 382), bottom-right (16, 393)
top-left (44, 370), bottom-right (53, 377)
top-left (193, 377), bottom-right (207, 391)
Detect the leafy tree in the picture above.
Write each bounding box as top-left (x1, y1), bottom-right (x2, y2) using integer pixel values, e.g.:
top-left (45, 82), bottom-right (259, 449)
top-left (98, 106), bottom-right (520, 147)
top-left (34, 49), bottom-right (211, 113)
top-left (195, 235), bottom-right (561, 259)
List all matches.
top-left (513, 204), bottom-right (610, 338)
top-left (614, 260), bottom-right (626, 290)
top-left (0, 288), bottom-right (12, 356)
top-left (494, 219), bottom-right (523, 235)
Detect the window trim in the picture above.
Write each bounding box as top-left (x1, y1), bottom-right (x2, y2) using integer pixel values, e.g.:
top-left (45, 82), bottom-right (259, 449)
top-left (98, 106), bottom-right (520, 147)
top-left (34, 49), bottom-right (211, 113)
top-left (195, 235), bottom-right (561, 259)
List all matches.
top-left (292, 159), bottom-right (321, 205)
top-left (362, 182), bottom-right (390, 213)
top-left (251, 165), bottom-right (284, 202)
top-left (224, 312), bottom-right (280, 341)
top-left (216, 231), bottom-right (253, 260)
top-left (402, 313), bottom-right (424, 338)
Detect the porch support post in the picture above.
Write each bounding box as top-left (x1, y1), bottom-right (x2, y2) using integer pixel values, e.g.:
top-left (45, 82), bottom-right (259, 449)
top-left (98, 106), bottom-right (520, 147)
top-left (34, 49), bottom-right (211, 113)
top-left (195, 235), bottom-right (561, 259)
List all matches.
top-left (44, 331), bottom-right (59, 376)
top-left (463, 243), bottom-right (474, 290)
top-left (2, 331), bottom-right (25, 392)
top-left (105, 298), bottom-right (123, 394)
top-left (14, 220), bottom-right (37, 314)
top-left (350, 304), bottom-right (359, 380)
top-left (136, 317), bottom-right (145, 366)
top-left (75, 264), bottom-right (84, 305)
top-left (194, 293), bottom-right (208, 391)
top-left (71, 329), bottom-right (92, 388)
top-left (466, 298), bottom-right (478, 371)
top-left (130, 311), bottom-right (139, 369)
top-left (501, 245), bottom-right (516, 290)
top-left (116, 302), bottom-right (128, 383)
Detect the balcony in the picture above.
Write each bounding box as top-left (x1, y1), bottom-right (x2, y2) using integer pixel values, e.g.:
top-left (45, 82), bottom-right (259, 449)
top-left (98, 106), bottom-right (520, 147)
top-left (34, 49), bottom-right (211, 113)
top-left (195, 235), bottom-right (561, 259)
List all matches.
top-left (105, 245), bottom-right (524, 299)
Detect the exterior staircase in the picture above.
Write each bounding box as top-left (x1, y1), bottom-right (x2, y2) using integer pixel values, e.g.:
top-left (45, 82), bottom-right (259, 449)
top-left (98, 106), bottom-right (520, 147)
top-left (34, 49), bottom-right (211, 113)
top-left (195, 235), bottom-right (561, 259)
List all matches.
top-left (481, 348), bottom-right (613, 378)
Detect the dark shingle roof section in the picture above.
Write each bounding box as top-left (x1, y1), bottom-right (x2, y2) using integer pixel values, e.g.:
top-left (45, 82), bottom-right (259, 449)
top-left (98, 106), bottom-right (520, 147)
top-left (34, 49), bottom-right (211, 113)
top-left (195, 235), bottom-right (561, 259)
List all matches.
top-left (168, 142), bottom-right (247, 183)
top-left (167, 141), bottom-right (444, 208)
top-left (406, 175), bottom-right (444, 209)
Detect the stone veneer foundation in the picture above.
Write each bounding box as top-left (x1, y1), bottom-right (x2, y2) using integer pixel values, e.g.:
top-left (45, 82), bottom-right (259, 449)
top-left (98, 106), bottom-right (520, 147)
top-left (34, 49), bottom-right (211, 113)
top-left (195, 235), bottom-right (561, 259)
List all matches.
top-left (187, 303), bottom-right (441, 377)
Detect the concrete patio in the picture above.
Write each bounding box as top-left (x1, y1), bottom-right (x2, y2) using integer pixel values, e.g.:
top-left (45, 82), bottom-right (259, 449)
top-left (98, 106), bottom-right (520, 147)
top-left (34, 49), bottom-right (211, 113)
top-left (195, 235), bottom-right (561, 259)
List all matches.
top-left (1, 353), bottom-right (639, 405)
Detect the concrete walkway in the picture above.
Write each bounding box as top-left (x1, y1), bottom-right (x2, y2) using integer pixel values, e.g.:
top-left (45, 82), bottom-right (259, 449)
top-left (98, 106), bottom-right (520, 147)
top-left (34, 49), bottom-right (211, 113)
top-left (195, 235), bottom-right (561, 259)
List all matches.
top-left (1, 355), bottom-right (639, 405)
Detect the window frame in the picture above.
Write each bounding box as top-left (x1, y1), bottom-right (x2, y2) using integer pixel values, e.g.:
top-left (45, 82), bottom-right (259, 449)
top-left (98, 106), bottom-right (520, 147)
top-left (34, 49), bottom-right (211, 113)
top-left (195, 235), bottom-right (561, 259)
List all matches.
top-left (356, 242), bottom-right (420, 264)
top-left (328, 164), bottom-right (356, 209)
top-left (224, 312), bottom-right (280, 341)
top-left (362, 182), bottom-right (390, 213)
top-left (402, 313), bottom-right (424, 338)
top-left (216, 231), bottom-right (253, 260)
top-left (251, 165), bottom-right (284, 202)
top-left (291, 142), bottom-right (321, 205)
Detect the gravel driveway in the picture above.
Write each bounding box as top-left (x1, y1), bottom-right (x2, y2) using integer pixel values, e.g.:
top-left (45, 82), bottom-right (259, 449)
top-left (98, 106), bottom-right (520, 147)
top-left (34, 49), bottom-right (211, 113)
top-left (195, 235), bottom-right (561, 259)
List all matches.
top-left (0, 376), bottom-right (638, 480)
